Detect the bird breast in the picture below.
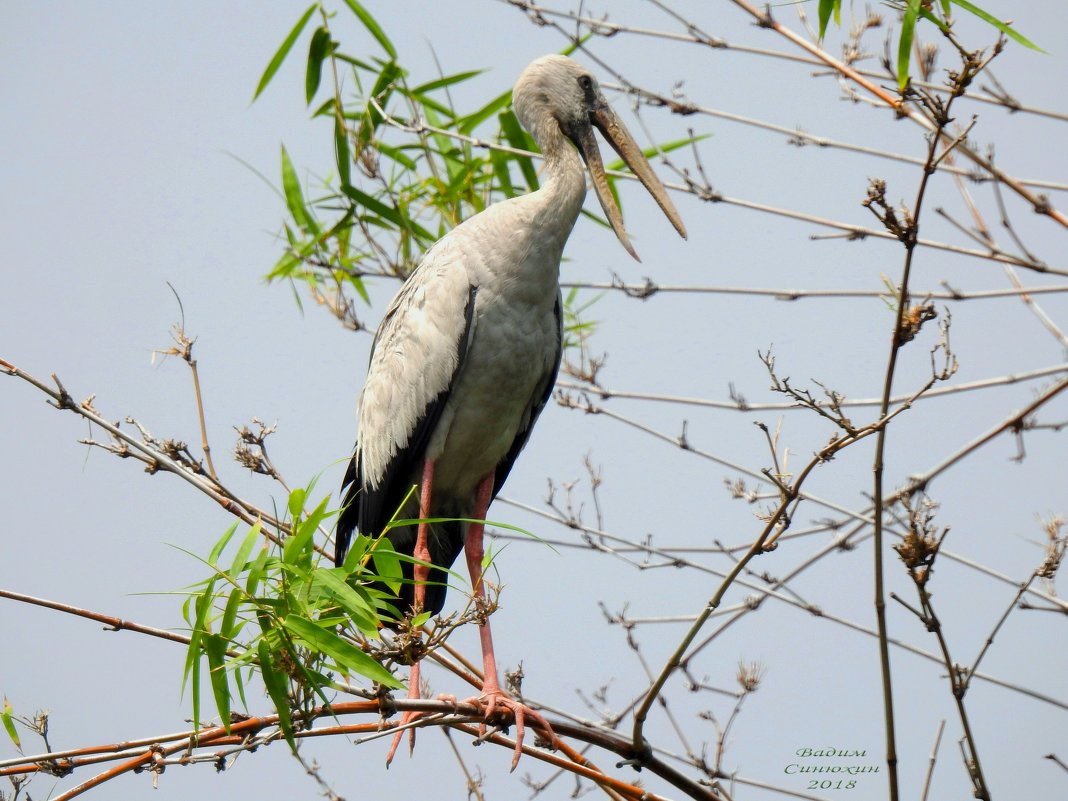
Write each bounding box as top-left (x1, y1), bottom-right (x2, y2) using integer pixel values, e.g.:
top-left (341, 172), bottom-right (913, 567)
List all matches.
top-left (428, 277), bottom-right (559, 500)
top-left (356, 188), bottom-right (573, 507)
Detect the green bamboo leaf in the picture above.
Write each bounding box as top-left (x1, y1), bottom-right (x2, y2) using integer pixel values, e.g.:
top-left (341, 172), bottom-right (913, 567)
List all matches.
top-left (444, 155), bottom-right (479, 195)
top-left (1, 698), bottom-right (20, 750)
top-left (305, 26), bottom-right (332, 105)
top-left (204, 633), bottom-right (231, 732)
top-left (245, 545), bottom-right (270, 596)
top-left (498, 124), bottom-right (539, 191)
top-left (817, 0), bottom-right (839, 39)
top-left (311, 96), bottom-right (338, 119)
top-left (423, 104), bottom-right (465, 184)
top-left (340, 0), bottom-right (397, 59)
top-left (183, 578), bottom-right (216, 693)
top-left (312, 568), bottom-right (379, 634)
top-left (284, 494), bottom-right (330, 567)
top-left (339, 532), bottom-right (374, 573)
top-left (332, 206), bottom-right (355, 250)
top-left (284, 514), bottom-right (316, 565)
top-left (233, 662), bottom-right (249, 712)
top-left (253, 3), bottom-right (318, 101)
top-left (333, 52), bottom-right (374, 71)
top-left (950, 0), bottom-right (1043, 52)
top-left (411, 69), bottom-right (485, 95)
top-left (369, 60), bottom-right (404, 98)
top-left (208, 522), bottom-right (240, 567)
top-left (303, 471), bottom-right (322, 499)
top-left (361, 64), bottom-right (401, 137)
top-left (302, 494), bottom-right (333, 541)
top-left (368, 538), bottom-right (402, 593)
top-left (185, 584), bottom-right (216, 731)
top-left (334, 114), bottom-right (351, 188)
top-left (220, 586), bottom-right (244, 642)
top-left (354, 62), bottom-right (402, 153)
top-left (490, 149), bottom-right (516, 198)
top-left (230, 521), bottom-right (262, 577)
top-left (411, 611), bottom-right (431, 628)
top-left (288, 487), bottom-right (307, 519)
top-left (898, 0), bottom-right (921, 89)
top-left (258, 641), bottom-right (296, 749)
top-left (280, 145), bottom-right (316, 233)
top-left (458, 89), bottom-right (513, 135)
top-left (283, 615), bottom-right (402, 687)
top-left (498, 109), bottom-right (535, 150)
top-left (560, 33), bottom-right (595, 57)
top-left (376, 142), bottom-right (418, 171)
top-left (407, 90), bottom-right (455, 118)
top-left (190, 647), bottom-right (201, 730)
top-left (192, 582), bottom-right (217, 635)
top-left (342, 184), bottom-right (434, 242)
top-left (267, 239), bottom-right (317, 281)
top-left (917, 7), bottom-right (951, 34)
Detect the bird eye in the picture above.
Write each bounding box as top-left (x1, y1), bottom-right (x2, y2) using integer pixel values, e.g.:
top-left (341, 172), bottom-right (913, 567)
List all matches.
top-left (577, 75), bottom-right (593, 91)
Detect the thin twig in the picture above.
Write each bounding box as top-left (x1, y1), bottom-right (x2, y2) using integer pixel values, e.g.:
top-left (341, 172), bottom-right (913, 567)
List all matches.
top-left (0, 357), bottom-right (330, 556)
top-left (862, 48), bottom-right (984, 799)
top-left (920, 719), bottom-right (946, 801)
top-left (0, 589), bottom-right (216, 654)
top-left (556, 361), bottom-right (1068, 412)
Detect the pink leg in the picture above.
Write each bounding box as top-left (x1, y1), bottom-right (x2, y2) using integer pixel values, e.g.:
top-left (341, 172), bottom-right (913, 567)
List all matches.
top-left (464, 473), bottom-right (558, 770)
top-left (410, 458), bottom-right (436, 614)
top-left (464, 474), bottom-right (502, 692)
top-left (386, 458), bottom-right (435, 765)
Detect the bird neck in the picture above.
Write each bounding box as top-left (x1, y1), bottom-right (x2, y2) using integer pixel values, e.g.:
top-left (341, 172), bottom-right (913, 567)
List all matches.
top-left (531, 131), bottom-right (588, 250)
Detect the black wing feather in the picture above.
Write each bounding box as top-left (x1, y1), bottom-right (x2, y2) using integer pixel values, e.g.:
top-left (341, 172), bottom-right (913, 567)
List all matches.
top-left (335, 284), bottom-right (479, 569)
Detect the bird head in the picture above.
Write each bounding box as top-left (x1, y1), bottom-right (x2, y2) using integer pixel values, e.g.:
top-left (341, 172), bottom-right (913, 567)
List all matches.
top-left (513, 54), bottom-right (687, 261)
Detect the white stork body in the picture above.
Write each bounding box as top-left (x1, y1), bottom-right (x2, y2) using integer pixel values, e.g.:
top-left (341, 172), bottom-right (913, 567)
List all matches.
top-left (357, 161), bottom-right (582, 509)
top-left (335, 54), bottom-right (686, 766)
top-left (346, 157), bottom-right (584, 618)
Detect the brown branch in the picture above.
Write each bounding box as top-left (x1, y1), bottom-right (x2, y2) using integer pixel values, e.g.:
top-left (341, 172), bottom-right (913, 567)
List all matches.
top-left (2, 698), bottom-right (721, 801)
top-left (153, 286), bottom-right (219, 481)
top-left (900, 374), bottom-right (1068, 495)
top-left (862, 44), bottom-right (985, 800)
top-left (365, 98), bottom-right (1065, 278)
top-left (726, 0), bottom-right (1068, 230)
top-left (0, 358), bottom-right (348, 561)
top-left (0, 589), bottom-right (208, 653)
top-left (629, 406), bottom-right (893, 754)
top-left (892, 508), bottom-right (990, 799)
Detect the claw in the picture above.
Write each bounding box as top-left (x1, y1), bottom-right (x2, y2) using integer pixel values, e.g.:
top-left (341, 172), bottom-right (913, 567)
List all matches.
top-left (386, 660), bottom-right (423, 766)
top-left (385, 712), bottom-right (418, 766)
top-left (465, 687), bottom-right (559, 771)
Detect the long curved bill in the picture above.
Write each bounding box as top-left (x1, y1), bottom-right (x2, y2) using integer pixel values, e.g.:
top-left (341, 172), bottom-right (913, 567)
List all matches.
top-left (575, 103), bottom-right (687, 262)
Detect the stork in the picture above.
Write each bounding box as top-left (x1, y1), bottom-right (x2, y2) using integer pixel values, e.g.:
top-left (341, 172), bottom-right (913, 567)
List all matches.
top-left (335, 54), bottom-right (687, 766)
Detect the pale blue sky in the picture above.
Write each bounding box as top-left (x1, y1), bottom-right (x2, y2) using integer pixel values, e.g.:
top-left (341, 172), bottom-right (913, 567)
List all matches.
top-left (3, 3), bottom-right (1067, 800)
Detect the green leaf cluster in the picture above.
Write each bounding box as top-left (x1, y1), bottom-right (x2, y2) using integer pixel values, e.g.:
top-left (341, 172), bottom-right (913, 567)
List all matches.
top-left (181, 485), bottom-right (404, 749)
top-left (251, 5), bottom-right (704, 347)
top-left (254, 1), bottom-right (545, 307)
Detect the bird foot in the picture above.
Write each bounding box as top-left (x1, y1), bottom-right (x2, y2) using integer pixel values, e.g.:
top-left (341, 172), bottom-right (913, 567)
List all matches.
top-left (385, 709), bottom-right (419, 766)
top-left (385, 659), bottom-right (425, 767)
top-left (464, 687), bottom-right (560, 771)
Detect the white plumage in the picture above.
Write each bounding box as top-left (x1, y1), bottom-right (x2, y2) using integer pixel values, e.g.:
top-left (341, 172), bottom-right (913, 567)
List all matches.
top-left (335, 54), bottom-right (686, 766)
